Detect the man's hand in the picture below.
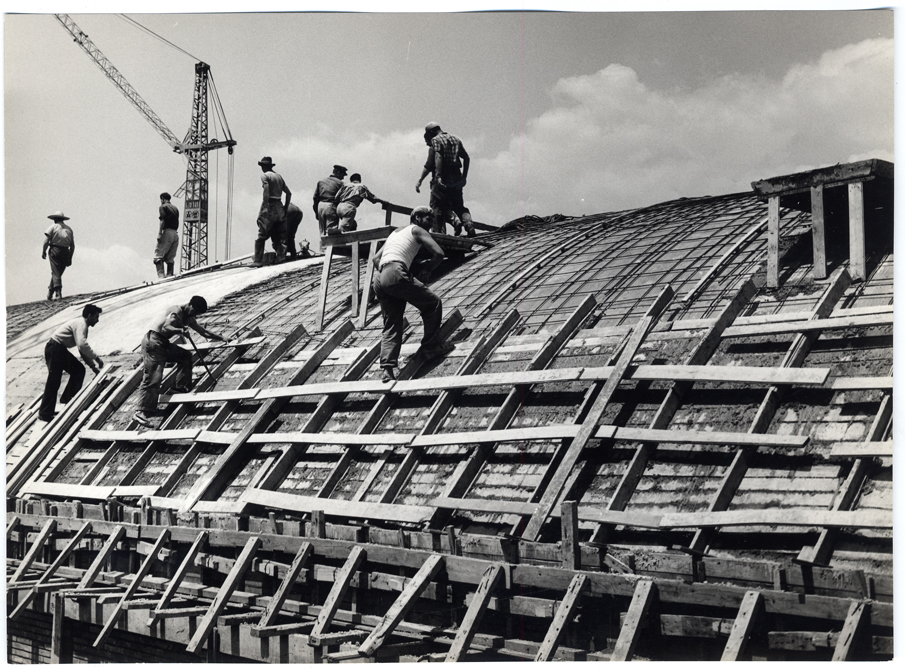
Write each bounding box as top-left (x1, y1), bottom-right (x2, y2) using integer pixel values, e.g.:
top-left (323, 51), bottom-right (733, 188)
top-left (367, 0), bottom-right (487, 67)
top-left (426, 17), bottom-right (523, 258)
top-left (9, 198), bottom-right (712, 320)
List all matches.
top-left (97, 358), bottom-right (105, 369)
top-left (415, 180), bottom-right (422, 193)
top-left (416, 269), bottom-right (431, 283)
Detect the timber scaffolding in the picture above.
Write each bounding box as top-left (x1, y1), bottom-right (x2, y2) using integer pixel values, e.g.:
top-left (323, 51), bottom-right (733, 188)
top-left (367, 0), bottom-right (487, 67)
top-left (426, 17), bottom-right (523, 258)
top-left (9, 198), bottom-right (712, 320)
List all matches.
top-left (6, 159), bottom-right (893, 662)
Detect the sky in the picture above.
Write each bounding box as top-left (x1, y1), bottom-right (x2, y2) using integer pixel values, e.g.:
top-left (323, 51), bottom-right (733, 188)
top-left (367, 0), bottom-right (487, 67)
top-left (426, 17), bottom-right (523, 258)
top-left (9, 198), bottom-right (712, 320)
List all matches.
top-left (3, 5), bottom-right (895, 305)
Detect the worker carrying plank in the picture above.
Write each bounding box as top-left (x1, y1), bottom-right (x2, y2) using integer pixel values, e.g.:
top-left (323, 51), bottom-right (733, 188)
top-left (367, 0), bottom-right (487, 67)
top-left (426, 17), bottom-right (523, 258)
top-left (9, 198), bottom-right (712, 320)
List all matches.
top-left (154, 192), bottom-right (179, 279)
top-left (41, 211), bottom-right (75, 300)
top-left (134, 296), bottom-right (226, 427)
top-left (313, 164), bottom-right (347, 237)
top-left (371, 206), bottom-right (453, 383)
top-left (330, 172), bottom-right (384, 234)
top-left (38, 304), bottom-right (104, 422)
top-left (415, 122), bottom-right (475, 237)
top-left (253, 156), bottom-right (292, 267)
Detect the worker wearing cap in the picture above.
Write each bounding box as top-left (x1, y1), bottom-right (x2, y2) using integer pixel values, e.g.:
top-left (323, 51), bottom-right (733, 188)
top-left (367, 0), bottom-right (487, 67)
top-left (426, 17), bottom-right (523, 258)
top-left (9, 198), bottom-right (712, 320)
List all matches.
top-left (134, 295), bottom-right (226, 427)
top-left (284, 202), bottom-right (310, 260)
top-left (313, 165), bottom-right (347, 238)
top-left (42, 211), bottom-right (75, 300)
top-left (38, 304), bottom-right (104, 422)
top-left (154, 192), bottom-right (180, 279)
top-left (253, 156), bottom-right (292, 267)
top-left (370, 206), bottom-right (452, 383)
top-left (331, 173), bottom-right (383, 234)
top-left (415, 123), bottom-right (475, 237)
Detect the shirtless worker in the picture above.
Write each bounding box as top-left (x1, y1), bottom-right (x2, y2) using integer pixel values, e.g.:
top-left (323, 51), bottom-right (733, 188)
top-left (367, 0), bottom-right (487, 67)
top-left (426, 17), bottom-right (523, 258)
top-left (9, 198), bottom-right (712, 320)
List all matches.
top-left (253, 156), bottom-right (292, 267)
top-left (134, 296), bottom-right (226, 427)
top-left (42, 211), bottom-right (75, 300)
top-left (371, 206), bottom-right (453, 383)
top-left (38, 304), bottom-right (104, 422)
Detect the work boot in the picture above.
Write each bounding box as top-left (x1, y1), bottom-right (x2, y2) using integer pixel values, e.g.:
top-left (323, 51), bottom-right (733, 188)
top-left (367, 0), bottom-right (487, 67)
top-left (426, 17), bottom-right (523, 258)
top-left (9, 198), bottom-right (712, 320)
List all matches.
top-left (154, 261), bottom-right (165, 279)
top-left (47, 288), bottom-right (54, 301)
top-left (54, 288), bottom-right (63, 300)
top-left (380, 367), bottom-right (396, 383)
top-left (133, 411), bottom-right (153, 427)
top-left (421, 340), bottom-right (454, 362)
top-left (273, 243), bottom-right (286, 263)
top-left (286, 241), bottom-right (297, 260)
top-left (251, 240), bottom-right (266, 267)
top-left (166, 262), bottom-right (175, 277)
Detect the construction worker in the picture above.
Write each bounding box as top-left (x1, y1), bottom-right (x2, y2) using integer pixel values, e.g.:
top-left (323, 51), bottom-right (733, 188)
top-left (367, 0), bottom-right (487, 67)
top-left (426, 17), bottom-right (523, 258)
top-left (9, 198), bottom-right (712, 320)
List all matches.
top-left (284, 202), bottom-right (310, 260)
top-left (371, 206), bottom-right (452, 383)
top-left (134, 295), bottom-right (226, 427)
top-left (313, 165), bottom-right (347, 237)
top-left (38, 304), bottom-right (104, 422)
top-left (330, 173), bottom-right (383, 234)
top-left (42, 211), bottom-right (75, 300)
top-left (253, 156), bottom-right (291, 267)
top-left (415, 122), bottom-right (475, 237)
top-left (155, 192), bottom-right (180, 279)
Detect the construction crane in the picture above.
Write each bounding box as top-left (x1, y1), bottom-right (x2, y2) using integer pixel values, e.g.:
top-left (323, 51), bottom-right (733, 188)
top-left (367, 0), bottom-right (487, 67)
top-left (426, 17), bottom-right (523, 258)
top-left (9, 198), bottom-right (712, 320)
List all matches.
top-left (54, 14), bottom-right (236, 272)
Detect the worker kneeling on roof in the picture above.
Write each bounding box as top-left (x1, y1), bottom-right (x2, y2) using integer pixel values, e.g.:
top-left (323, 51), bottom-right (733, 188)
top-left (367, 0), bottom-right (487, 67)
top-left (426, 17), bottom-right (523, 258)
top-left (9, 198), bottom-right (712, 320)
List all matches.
top-left (371, 206), bottom-right (453, 383)
top-left (134, 295), bottom-right (226, 427)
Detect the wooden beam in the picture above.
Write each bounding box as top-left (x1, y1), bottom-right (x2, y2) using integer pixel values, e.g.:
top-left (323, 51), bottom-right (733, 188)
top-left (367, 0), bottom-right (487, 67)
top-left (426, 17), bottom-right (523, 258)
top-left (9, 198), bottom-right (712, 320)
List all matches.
top-left (848, 181), bottom-right (866, 281)
top-left (535, 573), bottom-right (588, 661)
top-left (315, 246), bottom-right (335, 331)
top-left (256, 542), bottom-right (313, 629)
top-left (660, 509), bottom-right (890, 530)
top-left (358, 554), bottom-right (444, 657)
top-left (310, 546), bottom-right (366, 640)
top-left (77, 525), bottom-right (127, 589)
top-left (244, 488), bottom-right (432, 524)
top-left (560, 501), bottom-right (580, 570)
top-left (724, 311), bottom-right (893, 338)
top-left (186, 536), bottom-right (261, 653)
top-left (93, 529), bottom-right (171, 647)
top-left (445, 564), bottom-right (504, 662)
top-left (50, 593), bottom-right (65, 663)
top-left (611, 579), bottom-right (656, 661)
top-left (148, 531), bottom-right (208, 627)
top-left (721, 590), bottom-right (764, 661)
top-left (832, 600), bottom-right (868, 661)
top-left (9, 519), bottom-right (56, 583)
top-left (811, 184), bottom-right (827, 279)
top-left (351, 240), bottom-right (360, 317)
top-left (522, 285), bottom-right (674, 540)
top-left (829, 441), bottom-right (892, 458)
top-left (767, 195), bottom-right (780, 288)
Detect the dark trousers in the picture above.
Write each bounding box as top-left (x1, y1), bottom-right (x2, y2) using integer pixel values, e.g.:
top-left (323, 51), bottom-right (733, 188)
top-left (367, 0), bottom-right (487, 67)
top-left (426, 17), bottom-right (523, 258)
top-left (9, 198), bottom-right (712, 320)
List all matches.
top-left (373, 262), bottom-right (442, 369)
top-left (137, 331), bottom-right (192, 412)
top-left (39, 340), bottom-right (85, 421)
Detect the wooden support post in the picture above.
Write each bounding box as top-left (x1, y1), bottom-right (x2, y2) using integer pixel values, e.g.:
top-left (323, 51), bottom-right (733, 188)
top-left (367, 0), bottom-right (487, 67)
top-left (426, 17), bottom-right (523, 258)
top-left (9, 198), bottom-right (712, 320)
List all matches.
top-left (77, 525), bottom-right (126, 589)
top-left (148, 531), bottom-right (209, 627)
top-left (848, 181), bottom-right (866, 281)
top-left (351, 240), bottom-right (361, 317)
top-left (358, 240), bottom-right (383, 328)
top-left (721, 590), bottom-right (764, 660)
top-left (767, 195), bottom-right (781, 288)
top-left (50, 592), bottom-right (65, 663)
top-left (94, 529), bottom-right (171, 647)
top-left (522, 286), bottom-right (674, 541)
top-left (611, 579), bottom-right (656, 661)
top-left (358, 554), bottom-right (444, 657)
top-left (315, 246), bottom-right (335, 331)
top-left (311, 510), bottom-right (326, 539)
top-left (832, 600), bottom-right (868, 661)
top-left (535, 573), bottom-right (588, 661)
top-left (11, 522), bottom-right (93, 619)
top-left (187, 536), bottom-right (261, 653)
top-left (811, 184), bottom-right (827, 280)
top-left (310, 546), bottom-right (366, 641)
top-left (445, 564), bottom-right (504, 662)
top-left (560, 501), bottom-right (580, 571)
top-left (257, 542), bottom-right (313, 629)
top-left (9, 519), bottom-right (56, 583)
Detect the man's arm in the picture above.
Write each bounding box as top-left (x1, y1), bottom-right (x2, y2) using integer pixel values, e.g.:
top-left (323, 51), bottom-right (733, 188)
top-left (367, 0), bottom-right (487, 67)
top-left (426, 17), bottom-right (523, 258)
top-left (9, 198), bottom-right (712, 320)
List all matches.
top-left (42, 234), bottom-right (50, 259)
top-left (371, 245), bottom-right (384, 269)
top-left (75, 321), bottom-right (102, 371)
top-left (412, 226), bottom-right (445, 272)
top-left (433, 149), bottom-right (444, 188)
top-left (283, 182), bottom-right (292, 211)
top-left (416, 148), bottom-right (435, 193)
top-left (460, 144), bottom-right (470, 181)
top-left (313, 183), bottom-right (321, 215)
top-left (158, 205), bottom-right (166, 238)
top-left (187, 317), bottom-right (226, 342)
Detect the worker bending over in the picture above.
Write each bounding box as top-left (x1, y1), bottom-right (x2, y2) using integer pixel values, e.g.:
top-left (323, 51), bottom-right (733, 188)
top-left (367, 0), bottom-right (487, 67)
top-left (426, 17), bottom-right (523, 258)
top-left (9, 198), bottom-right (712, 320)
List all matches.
top-left (371, 206), bottom-right (453, 383)
top-left (154, 192), bottom-right (180, 279)
top-left (134, 296), bottom-right (225, 427)
top-left (253, 156), bottom-right (291, 267)
top-left (284, 202), bottom-right (310, 260)
top-left (42, 211), bottom-right (75, 300)
top-left (331, 173), bottom-right (383, 234)
top-left (313, 165), bottom-right (347, 237)
top-left (39, 304), bottom-right (104, 422)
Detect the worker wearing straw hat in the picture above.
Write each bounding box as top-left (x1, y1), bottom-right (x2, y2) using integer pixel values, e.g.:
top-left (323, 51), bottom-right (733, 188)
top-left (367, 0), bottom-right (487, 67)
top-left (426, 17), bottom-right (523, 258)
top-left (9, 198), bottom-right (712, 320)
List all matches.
top-left (42, 211), bottom-right (75, 300)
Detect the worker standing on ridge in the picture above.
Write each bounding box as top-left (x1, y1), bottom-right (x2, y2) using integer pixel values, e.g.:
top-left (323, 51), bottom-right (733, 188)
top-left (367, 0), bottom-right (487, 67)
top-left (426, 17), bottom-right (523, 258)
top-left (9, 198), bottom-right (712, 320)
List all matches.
top-left (41, 211), bottom-right (75, 300)
top-left (371, 206), bottom-right (453, 383)
top-left (253, 156), bottom-right (291, 267)
top-left (284, 202), bottom-right (310, 260)
top-left (38, 304), bottom-right (104, 422)
top-left (154, 192), bottom-right (180, 279)
top-left (415, 122), bottom-right (475, 237)
top-left (313, 164), bottom-right (347, 238)
top-left (331, 172), bottom-right (383, 234)
top-left (134, 295), bottom-right (226, 427)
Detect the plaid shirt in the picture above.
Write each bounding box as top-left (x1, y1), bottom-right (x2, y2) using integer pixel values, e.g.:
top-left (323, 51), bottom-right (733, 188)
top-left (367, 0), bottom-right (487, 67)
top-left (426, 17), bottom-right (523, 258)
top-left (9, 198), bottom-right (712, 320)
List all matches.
top-left (429, 131), bottom-right (467, 182)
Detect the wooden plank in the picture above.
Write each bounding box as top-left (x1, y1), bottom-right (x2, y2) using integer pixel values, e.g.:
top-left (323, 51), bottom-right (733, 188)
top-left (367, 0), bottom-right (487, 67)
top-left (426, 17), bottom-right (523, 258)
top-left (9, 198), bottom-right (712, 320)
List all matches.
top-left (249, 432), bottom-right (413, 447)
top-left (660, 509), bottom-right (890, 530)
top-left (828, 376), bottom-right (893, 391)
top-left (811, 184), bottom-right (827, 279)
top-left (560, 501), bottom-right (580, 570)
top-left (243, 488), bottom-right (432, 524)
top-left (77, 525), bottom-right (127, 589)
top-left (163, 389), bottom-right (259, 404)
top-left (832, 600), bottom-right (868, 661)
top-left (535, 573), bottom-right (588, 661)
top-left (10, 522), bottom-right (93, 619)
top-left (310, 546), bottom-right (366, 640)
top-left (522, 286), bottom-right (674, 541)
top-left (767, 195), bottom-right (780, 288)
top-left (445, 564), bottom-right (504, 662)
top-left (255, 379), bottom-right (391, 400)
top-left (7, 516), bottom-right (21, 538)
top-left (358, 238), bottom-right (383, 328)
top-left (9, 519), bottom-right (56, 583)
top-left (50, 593), bottom-right (65, 663)
top-left (93, 529), bottom-right (171, 647)
top-left (186, 536), bottom-right (261, 653)
top-left (829, 441), bottom-right (892, 458)
top-left (725, 311), bottom-right (893, 338)
top-left (315, 246), bottom-right (334, 331)
top-left (351, 240), bottom-right (360, 317)
top-left (148, 531), bottom-right (208, 627)
top-left (618, 364), bottom-right (830, 386)
top-left (79, 428), bottom-right (201, 442)
top-left (611, 579), bottom-right (656, 661)
top-left (610, 426), bottom-right (808, 448)
top-left (412, 424), bottom-right (583, 448)
top-left (322, 226), bottom-right (395, 246)
top-left (429, 497), bottom-right (538, 516)
top-left (721, 590), bottom-right (764, 661)
top-left (848, 181), bottom-right (866, 281)
top-left (358, 554), bottom-right (444, 657)
top-left (257, 542), bottom-right (313, 628)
